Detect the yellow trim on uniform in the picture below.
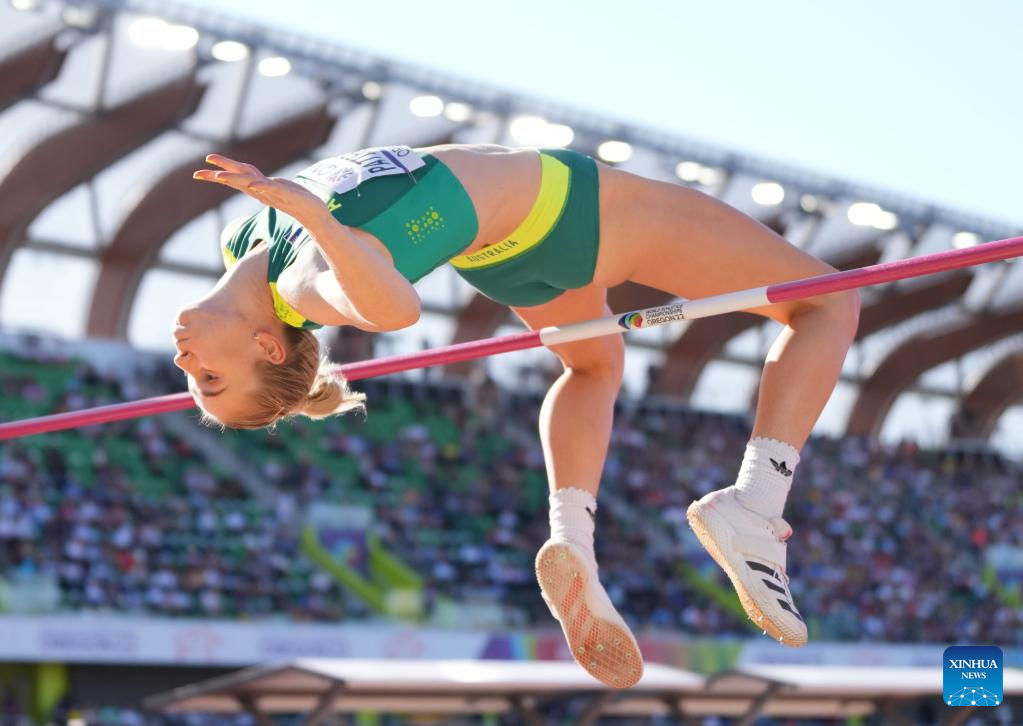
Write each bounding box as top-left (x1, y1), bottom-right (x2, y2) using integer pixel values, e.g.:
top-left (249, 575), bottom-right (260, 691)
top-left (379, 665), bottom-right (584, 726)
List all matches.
top-left (449, 153), bottom-right (571, 270)
top-left (268, 281), bottom-right (311, 329)
top-left (222, 245), bottom-right (237, 269)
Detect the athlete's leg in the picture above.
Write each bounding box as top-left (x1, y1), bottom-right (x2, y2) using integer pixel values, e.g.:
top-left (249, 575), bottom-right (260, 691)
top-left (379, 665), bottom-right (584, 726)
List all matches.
top-left (595, 168), bottom-right (860, 646)
top-left (595, 170), bottom-right (859, 450)
top-left (512, 285), bottom-right (624, 499)
top-left (511, 284), bottom-right (642, 688)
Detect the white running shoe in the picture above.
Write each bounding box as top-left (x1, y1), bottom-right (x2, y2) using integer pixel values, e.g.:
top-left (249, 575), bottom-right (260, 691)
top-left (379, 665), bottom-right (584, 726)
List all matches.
top-left (686, 487), bottom-right (807, 646)
top-left (535, 539), bottom-right (644, 688)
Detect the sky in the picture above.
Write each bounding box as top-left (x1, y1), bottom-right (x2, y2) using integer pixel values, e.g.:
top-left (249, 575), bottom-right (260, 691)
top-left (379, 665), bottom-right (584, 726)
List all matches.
top-left (197, 0), bottom-right (1023, 228)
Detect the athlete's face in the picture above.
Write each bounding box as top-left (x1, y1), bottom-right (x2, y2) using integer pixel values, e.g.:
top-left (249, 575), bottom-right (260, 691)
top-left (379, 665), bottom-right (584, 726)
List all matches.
top-left (171, 303), bottom-right (281, 423)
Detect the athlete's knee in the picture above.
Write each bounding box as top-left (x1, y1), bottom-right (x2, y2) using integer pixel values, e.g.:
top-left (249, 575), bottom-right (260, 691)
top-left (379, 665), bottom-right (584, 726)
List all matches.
top-left (826, 289), bottom-right (860, 339)
top-left (557, 335), bottom-right (625, 382)
top-left (792, 288), bottom-right (860, 340)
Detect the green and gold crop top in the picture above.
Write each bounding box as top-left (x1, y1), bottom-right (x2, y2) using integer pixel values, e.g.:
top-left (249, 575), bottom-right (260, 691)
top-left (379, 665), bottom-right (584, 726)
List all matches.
top-left (221, 146), bottom-right (479, 330)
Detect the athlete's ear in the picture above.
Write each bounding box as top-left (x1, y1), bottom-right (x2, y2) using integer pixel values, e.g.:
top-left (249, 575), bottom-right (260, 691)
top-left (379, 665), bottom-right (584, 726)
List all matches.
top-left (253, 331), bottom-right (287, 365)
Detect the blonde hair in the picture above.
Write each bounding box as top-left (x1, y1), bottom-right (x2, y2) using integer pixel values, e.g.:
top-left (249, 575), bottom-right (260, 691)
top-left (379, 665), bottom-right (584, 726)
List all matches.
top-left (202, 326), bottom-right (365, 430)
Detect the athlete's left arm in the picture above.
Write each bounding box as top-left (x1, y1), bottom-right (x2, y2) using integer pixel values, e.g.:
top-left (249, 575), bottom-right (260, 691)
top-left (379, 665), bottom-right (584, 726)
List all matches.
top-left (194, 155), bottom-right (421, 332)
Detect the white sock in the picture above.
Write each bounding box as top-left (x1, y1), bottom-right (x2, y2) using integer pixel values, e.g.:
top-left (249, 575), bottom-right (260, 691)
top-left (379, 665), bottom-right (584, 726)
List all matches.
top-left (734, 437), bottom-right (800, 519)
top-left (549, 487), bottom-right (599, 572)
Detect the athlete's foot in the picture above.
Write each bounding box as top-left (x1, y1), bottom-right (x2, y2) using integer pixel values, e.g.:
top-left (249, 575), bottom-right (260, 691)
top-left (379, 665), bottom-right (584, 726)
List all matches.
top-left (535, 539), bottom-right (644, 688)
top-left (686, 486), bottom-right (807, 646)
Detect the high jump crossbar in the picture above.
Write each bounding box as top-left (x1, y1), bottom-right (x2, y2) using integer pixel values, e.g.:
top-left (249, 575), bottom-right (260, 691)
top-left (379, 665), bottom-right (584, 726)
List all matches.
top-left (1, 235), bottom-right (1021, 440)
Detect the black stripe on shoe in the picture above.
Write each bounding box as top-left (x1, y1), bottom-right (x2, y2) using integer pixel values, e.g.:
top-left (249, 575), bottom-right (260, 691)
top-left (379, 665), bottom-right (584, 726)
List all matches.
top-left (778, 599), bottom-right (804, 622)
top-left (746, 561), bottom-right (781, 581)
top-left (762, 579), bottom-right (786, 595)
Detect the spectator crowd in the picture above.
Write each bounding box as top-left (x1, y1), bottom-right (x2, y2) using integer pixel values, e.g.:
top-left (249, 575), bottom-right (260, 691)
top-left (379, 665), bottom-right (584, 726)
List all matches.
top-left (1, 341), bottom-right (1021, 646)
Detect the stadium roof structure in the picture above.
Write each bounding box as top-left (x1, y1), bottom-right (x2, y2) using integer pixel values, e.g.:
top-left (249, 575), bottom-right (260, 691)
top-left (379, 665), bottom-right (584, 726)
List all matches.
top-left (1, 0), bottom-right (1021, 450)
top-left (145, 659), bottom-right (1023, 725)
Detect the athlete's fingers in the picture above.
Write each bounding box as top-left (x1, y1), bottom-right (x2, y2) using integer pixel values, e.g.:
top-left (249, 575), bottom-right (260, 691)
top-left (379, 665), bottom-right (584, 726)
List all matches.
top-left (205, 154), bottom-right (261, 175)
top-left (192, 170), bottom-right (263, 189)
top-left (192, 169), bottom-right (222, 183)
top-left (192, 169), bottom-right (244, 187)
top-left (191, 171), bottom-right (306, 209)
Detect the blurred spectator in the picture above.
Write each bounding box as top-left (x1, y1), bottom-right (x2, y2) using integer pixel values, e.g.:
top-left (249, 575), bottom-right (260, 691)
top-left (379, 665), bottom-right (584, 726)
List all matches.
top-left (1, 343), bottom-right (1021, 646)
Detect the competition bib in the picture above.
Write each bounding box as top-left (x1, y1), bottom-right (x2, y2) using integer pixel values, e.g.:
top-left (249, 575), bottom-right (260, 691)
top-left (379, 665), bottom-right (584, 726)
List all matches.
top-left (297, 146), bottom-right (425, 195)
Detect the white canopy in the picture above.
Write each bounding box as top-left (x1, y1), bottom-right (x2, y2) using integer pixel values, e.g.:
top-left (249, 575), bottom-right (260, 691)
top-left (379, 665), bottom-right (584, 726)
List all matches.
top-left (146, 658), bottom-right (1023, 726)
top-left (147, 659), bottom-right (700, 715)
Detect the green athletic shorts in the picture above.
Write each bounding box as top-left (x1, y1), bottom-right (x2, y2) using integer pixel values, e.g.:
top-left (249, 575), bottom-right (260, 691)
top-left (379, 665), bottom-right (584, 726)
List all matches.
top-left (449, 147), bottom-right (600, 308)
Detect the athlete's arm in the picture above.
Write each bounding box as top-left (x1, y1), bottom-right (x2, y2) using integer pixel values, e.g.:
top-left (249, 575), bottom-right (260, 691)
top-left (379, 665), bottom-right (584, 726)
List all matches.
top-left (194, 155), bottom-right (421, 332)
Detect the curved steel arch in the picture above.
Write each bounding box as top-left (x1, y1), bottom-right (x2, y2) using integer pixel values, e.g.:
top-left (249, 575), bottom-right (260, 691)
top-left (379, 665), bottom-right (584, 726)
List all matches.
top-left (0, 33), bottom-right (66, 111)
top-left (846, 305), bottom-right (1023, 438)
top-left (951, 351), bottom-right (1023, 439)
top-left (855, 273), bottom-right (973, 339)
top-left (0, 73), bottom-right (204, 273)
top-left (87, 106), bottom-right (334, 338)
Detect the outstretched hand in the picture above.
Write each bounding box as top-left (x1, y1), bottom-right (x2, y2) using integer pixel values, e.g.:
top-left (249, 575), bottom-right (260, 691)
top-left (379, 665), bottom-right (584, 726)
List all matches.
top-left (193, 154), bottom-right (327, 222)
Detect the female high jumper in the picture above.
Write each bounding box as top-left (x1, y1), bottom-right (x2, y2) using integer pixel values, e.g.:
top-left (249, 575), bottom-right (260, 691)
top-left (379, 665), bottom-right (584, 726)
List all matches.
top-left (176, 144), bottom-right (859, 688)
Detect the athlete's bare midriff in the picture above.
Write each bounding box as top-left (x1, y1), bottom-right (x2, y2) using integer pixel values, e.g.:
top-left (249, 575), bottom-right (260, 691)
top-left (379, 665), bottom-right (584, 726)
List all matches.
top-left (420, 144), bottom-right (542, 254)
top-left (423, 143), bottom-right (638, 289)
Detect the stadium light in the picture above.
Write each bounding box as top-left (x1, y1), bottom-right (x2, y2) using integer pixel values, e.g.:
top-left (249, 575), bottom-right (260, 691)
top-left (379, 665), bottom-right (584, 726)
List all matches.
top-left (952, 231), bottom-right (981, 249)
top-left (847, 202), bottom-right (879, 226)
top-left (409, 95), bottom-right (444, 117)
top-left (258, 56), bottom-right (291, 77)
top-left (61, 5), bottom-right (99, 27)
top-left (508, 116), bottom-right (574, 147)
top-left (443, 102), bottom-right (473, 122)
top-left (509, 116), bottom-right (547, 143)
top-left (211, 40), bottom-right (249, 62)
top-left (9, 0), bottom-right (39, 10)
top-left (751, 181), bottom-right (785, 206)
top-left (800, 194), bottom-right (820, 213)
top-left (542, 123), bottom-right (574, 147)
top-left (873, 209), bottom-right (899, 230)
top-left (361, 81), bottom-right (383, 100)
top-left (675, 161), bottom-right (702, 182)
top-left (597, 140), bottom-right (632, 163)
top-left (675, 160), bottom-right (724, 187)
top-left (848, 201), bottom-right (899, 230)
top-left (698, 167), bottom-right (724, 186)
top-left (127, 17), bottom-right (199, 51)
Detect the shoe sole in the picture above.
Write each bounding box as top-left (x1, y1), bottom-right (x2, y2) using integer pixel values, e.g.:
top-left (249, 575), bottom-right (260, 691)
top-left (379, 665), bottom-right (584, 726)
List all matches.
top-left (686, 500), bottom-right (806, 647)
top-left (535, 542), bottom-right (644, 688)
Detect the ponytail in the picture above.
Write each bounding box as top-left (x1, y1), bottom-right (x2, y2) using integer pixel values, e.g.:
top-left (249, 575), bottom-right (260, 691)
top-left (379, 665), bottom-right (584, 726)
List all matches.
top-left (299, 360), bottom-right (366, 419)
